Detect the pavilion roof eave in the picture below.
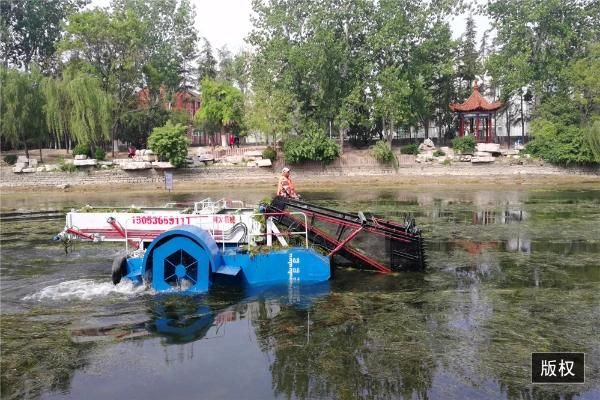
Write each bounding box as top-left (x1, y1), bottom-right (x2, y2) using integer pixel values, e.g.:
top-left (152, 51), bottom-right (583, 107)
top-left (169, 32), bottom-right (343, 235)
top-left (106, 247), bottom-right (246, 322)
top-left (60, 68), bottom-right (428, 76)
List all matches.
top-left (449, 81), bottom-right (503, 113)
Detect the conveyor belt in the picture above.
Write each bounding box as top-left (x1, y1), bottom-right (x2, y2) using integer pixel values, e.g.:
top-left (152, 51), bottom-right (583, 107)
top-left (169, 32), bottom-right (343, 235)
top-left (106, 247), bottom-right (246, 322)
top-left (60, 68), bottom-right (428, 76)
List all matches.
top-left (268, 197), bottom-right (426, 272)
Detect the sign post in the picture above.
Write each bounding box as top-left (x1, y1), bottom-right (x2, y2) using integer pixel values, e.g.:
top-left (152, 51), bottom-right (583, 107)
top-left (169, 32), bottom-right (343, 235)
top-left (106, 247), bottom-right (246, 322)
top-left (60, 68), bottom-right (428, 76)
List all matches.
top-left (164, 171), bottom-right (173, 192)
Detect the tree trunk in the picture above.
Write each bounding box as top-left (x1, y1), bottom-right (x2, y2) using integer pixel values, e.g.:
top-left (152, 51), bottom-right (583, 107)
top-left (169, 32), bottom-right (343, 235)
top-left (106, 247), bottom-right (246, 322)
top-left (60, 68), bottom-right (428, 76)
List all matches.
top-left (39, 147), bottom-right (43, 163)
top-left (111, 124), bottom-right (117, 158)
top-left (24, 142), bottom-right (29, 158)
top-left (506, 111), bottom-right (511, 149)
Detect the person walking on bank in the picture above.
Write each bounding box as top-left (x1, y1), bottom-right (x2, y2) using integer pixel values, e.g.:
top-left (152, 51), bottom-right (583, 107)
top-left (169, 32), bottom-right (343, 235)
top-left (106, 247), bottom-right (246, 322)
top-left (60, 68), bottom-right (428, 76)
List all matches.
top-left (229, 134), bottom-right (235, 149)
top-left (277, 167), bottom-right (300, 199)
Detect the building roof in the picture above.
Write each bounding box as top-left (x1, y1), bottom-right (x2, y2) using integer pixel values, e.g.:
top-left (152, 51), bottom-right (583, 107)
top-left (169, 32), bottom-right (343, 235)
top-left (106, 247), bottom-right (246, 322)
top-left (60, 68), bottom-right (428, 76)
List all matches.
top-left (450, 81), bottom-right (503, 112)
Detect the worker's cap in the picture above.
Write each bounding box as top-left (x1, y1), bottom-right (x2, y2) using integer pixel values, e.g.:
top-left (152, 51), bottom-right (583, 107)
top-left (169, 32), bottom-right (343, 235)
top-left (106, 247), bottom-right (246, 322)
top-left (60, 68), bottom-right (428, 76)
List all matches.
top-left (282, 167), bottom-right (290, 173)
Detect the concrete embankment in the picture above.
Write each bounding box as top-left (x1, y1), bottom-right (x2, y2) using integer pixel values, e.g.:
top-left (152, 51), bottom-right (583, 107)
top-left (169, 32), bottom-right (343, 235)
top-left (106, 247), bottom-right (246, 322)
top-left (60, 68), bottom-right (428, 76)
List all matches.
top-left (1, 163), bottom-right (599, 192)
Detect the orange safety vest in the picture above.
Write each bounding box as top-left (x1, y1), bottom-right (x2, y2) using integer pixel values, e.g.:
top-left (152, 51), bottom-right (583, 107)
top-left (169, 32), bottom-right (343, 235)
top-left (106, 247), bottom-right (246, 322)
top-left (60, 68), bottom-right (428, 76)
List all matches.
top-left (277, 175), bottom-right (296, 197)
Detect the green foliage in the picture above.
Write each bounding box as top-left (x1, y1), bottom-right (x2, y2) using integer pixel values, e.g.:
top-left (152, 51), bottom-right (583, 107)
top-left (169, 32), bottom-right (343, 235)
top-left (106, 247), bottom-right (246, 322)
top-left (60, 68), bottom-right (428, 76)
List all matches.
top-left (433, 149), bottom-right (446, 157)
top-left (372, 140), bottom-right (398, 167)
top-left (526, 120), bottom-right (596, 165)
top-left (3, 155), bottom-right (18, 165)
top-left (283, 131), bottom-right (340, 164)
top-left (0, 66), bottom-right (48, 154)
top-left (525, 90), bottom-right (599, 165)
top-left (262, 146), bottom-right (277, 162)
top-left (95, 148), bottom-right (106, 161)
top-left (43, 70), bottom-right (112, 147)
top-left (0, 0), bottom-right (85, 71)
top-left (195, 78), bottom-right (244, 134)
top-left (198, 38), bottom-right (217, 82)
top-left (452, 136), bottom-right (477, 154)
top-left (147, 121), bottom-right (190, 168)
top-left (584, 121), bottom-right (600, 162)
top-left (72, 143), bottom-right (90, 157)
top-left (118, 107), bottom-right (171, 148)
top-left (169, 109), bottom-right (190, 127)
top-left (401, 144), bottom-right (420, 155)
top-left (58, 159), bottom-right (77, 173)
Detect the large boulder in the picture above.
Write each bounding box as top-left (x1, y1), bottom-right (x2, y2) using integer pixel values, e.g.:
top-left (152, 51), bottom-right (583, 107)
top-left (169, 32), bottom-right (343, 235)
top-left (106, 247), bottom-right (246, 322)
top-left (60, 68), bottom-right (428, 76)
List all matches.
top-left (142, 154), bottom-right (157, 162)
top-left (17, 156), bottom-right (29, 164)
top-left (476, 143), bottom-right (501, 154)
top-left (256, 159), bottom-right (272, 167)
top-left (121, 161), bottom-right (152, 170)
top-left (74, 159), bottom-right (98, 166)
top-left (224, 155), bottom-right (243, 164)
top-left (12, 162), bottom-right (27, 173)
top-left (152, 161), bottom-right (174, 169)
top-left (418, 138), bottom-right (436, 152)
top-left (74, 154), bottom-right (88, 160)
top-left (471, 156), bottom-right (495, 163)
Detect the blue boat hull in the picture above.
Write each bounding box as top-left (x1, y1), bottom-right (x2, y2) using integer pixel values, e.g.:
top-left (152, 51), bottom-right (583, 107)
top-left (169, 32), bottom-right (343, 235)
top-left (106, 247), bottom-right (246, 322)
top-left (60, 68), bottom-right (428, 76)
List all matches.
top-left (121, 225), bottom-right (330, 293)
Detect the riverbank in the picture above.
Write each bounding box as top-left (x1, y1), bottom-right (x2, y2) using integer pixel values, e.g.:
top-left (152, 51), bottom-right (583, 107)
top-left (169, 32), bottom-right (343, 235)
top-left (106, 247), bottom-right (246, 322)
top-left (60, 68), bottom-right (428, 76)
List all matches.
top-left (1, 162), bottom-right (599, 194)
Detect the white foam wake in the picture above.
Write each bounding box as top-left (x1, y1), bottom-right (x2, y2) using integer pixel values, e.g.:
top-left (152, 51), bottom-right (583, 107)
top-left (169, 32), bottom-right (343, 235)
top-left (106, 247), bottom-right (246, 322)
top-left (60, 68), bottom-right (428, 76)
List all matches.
top-left (24, 279), bottom-right (147, 301)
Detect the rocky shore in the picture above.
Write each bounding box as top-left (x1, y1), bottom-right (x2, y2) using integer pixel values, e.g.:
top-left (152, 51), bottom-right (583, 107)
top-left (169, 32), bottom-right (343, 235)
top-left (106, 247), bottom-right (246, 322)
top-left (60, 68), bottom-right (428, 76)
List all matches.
top-left (2, 161), bottom-right (598, 193)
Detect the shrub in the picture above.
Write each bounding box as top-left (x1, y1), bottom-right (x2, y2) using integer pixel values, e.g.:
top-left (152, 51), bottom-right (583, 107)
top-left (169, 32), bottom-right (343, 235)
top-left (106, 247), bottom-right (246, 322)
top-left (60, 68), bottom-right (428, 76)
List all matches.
top-left (433, 149), bottom-right (446, 157)
top-left (526, 119), bottom-right (597, 164)
top-left (95, 148), bottom-right (106, 161)
top-left (372, 140), bottom-right (398, 167)
top-left (3, 155), bottom-right (17, 165)
top-left (283, 131), bottom-right (340, 164)
top-left (451, 136), bottom-right (477, 154)
top-left (262, 146), bottom-right (277, 162)
top-left (72, 143), bottom-right (91, 157)
top-left (147, 121), bottom-right (190, 168)
top-left (400, 143), bottom-right (419, 155)
top-left (58, 158), bottom-right (77, 173)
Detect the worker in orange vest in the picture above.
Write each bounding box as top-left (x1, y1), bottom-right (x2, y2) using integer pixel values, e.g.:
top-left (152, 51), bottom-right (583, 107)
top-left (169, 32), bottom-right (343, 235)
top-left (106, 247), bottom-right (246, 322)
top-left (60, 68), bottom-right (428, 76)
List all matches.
top-left (277, 167), bottom-right (300, 199)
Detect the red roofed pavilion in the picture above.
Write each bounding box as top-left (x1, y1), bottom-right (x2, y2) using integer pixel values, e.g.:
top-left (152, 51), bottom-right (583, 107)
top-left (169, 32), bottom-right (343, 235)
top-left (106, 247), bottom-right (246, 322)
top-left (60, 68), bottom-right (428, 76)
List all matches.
top-left (450, 81), bottom-right (503, 143)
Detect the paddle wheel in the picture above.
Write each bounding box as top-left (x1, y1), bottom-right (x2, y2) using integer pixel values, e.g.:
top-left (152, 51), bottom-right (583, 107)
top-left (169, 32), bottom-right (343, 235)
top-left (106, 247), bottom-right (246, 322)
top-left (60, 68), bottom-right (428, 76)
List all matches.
top-left (267, 196), bottom-right (426, 272)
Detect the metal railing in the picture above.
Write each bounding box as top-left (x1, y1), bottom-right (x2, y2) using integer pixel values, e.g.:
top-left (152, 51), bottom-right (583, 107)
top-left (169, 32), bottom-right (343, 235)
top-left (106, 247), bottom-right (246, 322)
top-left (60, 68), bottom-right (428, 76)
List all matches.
top-left (121, 210), bottom-right (308, 252)
top-left (248, 212), bottom-right (309, 249)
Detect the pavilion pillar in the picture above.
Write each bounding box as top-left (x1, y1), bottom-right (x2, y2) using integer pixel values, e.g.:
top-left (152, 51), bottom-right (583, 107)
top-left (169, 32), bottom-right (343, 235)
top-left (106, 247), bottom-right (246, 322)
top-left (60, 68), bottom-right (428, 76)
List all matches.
top-left (487, 115), bottom-right (492, 143)
top-left (459, 114), bottom-right (464, 137)
top-left (475, 115), bottom-right (480, 142)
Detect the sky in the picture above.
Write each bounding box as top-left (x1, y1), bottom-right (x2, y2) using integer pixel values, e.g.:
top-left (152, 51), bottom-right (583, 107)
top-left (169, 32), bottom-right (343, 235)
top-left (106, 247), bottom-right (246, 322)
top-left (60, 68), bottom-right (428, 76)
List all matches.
top-left (92, 0), bottom-right (490, 54)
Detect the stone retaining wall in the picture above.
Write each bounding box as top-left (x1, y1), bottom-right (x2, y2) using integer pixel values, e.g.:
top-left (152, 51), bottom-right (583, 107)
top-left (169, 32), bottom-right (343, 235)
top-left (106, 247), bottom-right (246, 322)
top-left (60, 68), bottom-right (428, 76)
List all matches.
top-left (1, 163), bottom-right (598, 189)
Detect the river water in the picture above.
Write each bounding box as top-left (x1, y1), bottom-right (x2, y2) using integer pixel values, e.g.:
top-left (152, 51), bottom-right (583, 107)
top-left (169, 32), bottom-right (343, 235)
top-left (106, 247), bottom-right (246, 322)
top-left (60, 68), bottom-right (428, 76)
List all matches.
top-left (1, 186), bottom-right (599, 400)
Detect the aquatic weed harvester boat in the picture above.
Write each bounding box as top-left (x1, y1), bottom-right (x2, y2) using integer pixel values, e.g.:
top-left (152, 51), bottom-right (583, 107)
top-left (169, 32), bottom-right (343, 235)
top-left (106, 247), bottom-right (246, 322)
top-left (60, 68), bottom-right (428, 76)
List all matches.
top-left (55, 197), bottom-right (426, 293)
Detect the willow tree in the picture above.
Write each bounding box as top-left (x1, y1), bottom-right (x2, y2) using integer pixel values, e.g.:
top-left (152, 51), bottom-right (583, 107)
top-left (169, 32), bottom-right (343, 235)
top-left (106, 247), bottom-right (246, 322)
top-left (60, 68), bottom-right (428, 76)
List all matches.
top-left (0, 66), bottom-right (47, 159)
top-left (43, 71), bottom-right (112, 152)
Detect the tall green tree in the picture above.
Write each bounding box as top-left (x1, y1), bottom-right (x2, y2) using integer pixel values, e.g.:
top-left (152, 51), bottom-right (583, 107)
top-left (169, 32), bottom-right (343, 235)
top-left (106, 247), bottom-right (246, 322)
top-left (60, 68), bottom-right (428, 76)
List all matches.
top-left (59, 8), bottom-right (146, 155)
top-left (457, 15), bottom-right (480, 99)
top-left (194, 78), bottom-right (244, 141)
top-left (486, 0), bottom-right (598, 101)
top-left (0, 0), bottom-right (86, 71)
top-left (0, 66), bottom-right (47, 158)
top-left (42, 69), bottom-right (112, 151)
top-left (198, 38), bottom-right (217, 82)
top-left (112, 0), bottom-right (199, 94)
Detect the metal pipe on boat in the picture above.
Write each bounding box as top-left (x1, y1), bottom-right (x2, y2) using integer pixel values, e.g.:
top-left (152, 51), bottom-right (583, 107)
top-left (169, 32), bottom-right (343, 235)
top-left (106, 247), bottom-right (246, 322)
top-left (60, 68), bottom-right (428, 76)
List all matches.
top-left (107, 217), bottom-right (139, 249)
top-left (65, 227), bottom-right (96, 240)
top-left (327, 226), bottom-right (364, 257)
